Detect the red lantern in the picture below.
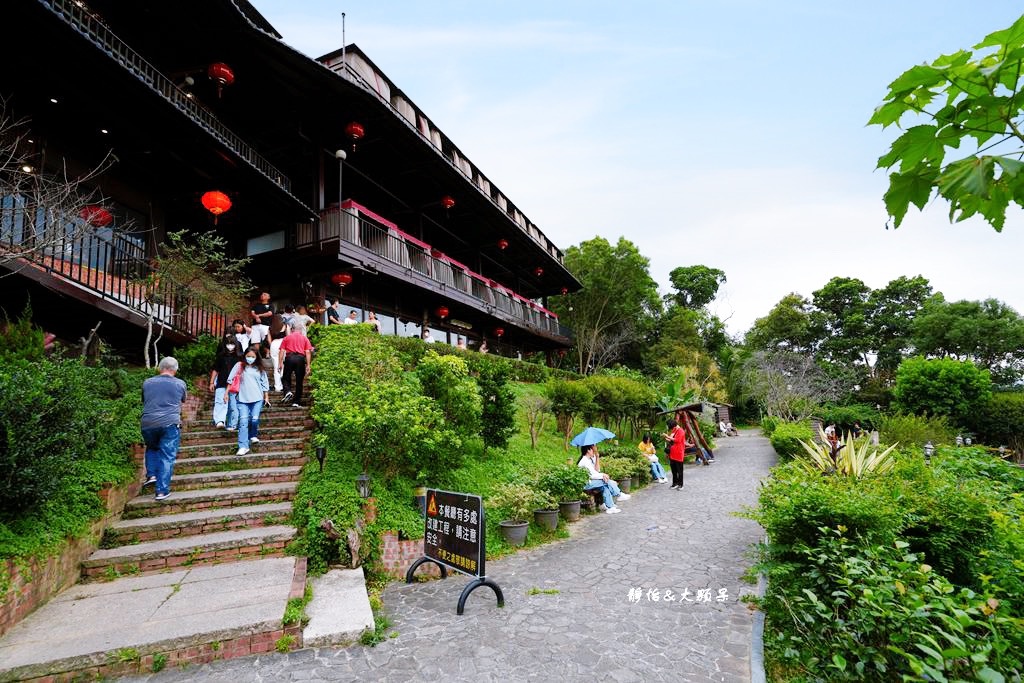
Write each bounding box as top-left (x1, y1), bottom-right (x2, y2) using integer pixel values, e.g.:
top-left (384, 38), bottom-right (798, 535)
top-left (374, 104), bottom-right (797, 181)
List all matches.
top-left (345, 122), bottom-right (365, 150)
top-left (436, 306), bottom-right (449, 319)
top-left (533, 267), bottom-right (544, 277)
top-left (497, 239), bottom-right (509, 250)
top-left (331, 272), bottom-right (353, 287)
top-left (207, 62), bottom-right (235, 98)
top-left (560, 287), bottom-right (569, 296)
top-left (430, 248), bottom-right (443, 258)
top-left (79, 205), bottom-right (113, 227)
top-left (441, 195), bottom-right (455, 210)
top-left (558, 349), bottom-right (566, 358)
top-left (494, 327), bottom-right (505, 338)
top-left (201, 191), bottom-right (232, 224)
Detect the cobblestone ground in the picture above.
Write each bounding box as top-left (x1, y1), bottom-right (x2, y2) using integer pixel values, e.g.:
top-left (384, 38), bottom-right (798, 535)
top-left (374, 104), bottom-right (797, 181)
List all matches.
top-left (125, 431), bottom-right (775, 683)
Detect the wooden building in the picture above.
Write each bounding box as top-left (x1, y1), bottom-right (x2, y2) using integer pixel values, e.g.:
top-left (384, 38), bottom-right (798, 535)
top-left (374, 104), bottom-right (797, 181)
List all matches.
top-left (1, 0), bottom-right (579, 355)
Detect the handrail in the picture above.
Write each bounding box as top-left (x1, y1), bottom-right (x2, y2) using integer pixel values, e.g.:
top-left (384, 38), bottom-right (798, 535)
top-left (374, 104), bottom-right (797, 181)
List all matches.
top-left (40, 0), bottom-right (292, 193)
top-left (297, 206), bottom-right (568, 339)
top-left (0, 195), bottom-right (226, 339)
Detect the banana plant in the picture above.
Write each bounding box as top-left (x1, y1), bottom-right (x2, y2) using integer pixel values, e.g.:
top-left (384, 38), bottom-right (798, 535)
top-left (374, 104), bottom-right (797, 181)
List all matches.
top-left (655, 373), bottom-right (697, 414)
top-left (796, 427), bottom-right (898, 478)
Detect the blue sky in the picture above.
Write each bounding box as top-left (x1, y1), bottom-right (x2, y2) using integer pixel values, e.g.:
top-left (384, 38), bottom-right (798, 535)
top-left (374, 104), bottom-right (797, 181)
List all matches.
top-left (252, 1), bottom-right (1024, 335)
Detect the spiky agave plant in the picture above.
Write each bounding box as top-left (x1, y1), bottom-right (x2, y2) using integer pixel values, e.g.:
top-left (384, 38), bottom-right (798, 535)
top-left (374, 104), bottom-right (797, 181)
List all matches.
top-left (796, 427), bottom-right (898, 477)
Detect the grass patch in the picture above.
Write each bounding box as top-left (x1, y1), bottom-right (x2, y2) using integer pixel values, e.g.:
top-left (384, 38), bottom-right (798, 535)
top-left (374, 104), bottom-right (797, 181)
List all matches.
top-left (526, 586), bottom-right (560, 595)
top-left (151, 652), bottom-right (167, 673)
top-left (282, 582), bottom-right (313, 627)
top-left (274, 634), bottom-right (296, 653)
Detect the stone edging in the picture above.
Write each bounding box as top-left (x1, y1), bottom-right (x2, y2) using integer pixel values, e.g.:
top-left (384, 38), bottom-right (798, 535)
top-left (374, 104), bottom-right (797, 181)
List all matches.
top-left (750, 535), bottom-right (769, 683)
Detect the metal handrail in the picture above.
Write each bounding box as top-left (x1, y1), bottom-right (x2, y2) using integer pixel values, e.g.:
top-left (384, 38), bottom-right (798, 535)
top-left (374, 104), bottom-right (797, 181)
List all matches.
top-left (41, 0), bottom-right (291, 192)
top-left (1, 196), bottom-right (226, 339)
top-left (298, 207), bottom-right (566, 339)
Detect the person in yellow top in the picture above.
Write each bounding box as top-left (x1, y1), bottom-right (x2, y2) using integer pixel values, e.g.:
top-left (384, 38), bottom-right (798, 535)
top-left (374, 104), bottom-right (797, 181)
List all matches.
top-left (639, 433), bottom-right (668, 483)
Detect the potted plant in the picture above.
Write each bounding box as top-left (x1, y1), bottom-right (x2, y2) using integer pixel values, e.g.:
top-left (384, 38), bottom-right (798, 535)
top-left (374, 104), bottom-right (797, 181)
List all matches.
top-left (537, 464), bottom-right (589, 522)
top-left (490, 482), bottom-right (540, 546)
top-left (532, 489), bottom-right (559, 532)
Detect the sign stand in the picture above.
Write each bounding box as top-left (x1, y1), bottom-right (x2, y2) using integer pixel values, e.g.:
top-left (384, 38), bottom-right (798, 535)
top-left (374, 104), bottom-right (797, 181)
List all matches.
top-left (404, 488), bottom-right (504, 614)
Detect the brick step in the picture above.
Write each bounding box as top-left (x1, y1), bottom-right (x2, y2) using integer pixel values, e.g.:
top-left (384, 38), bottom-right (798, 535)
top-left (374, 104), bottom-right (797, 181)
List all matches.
top-left (178, 437), bottom-right (306, 458)
top-left (123, 482), bottom-right (298, 518)
top-left (180, 423), bottom-right (313, 445)
top-left (188, 406), bottom-right (311, 423)
top-left (104, 502), bottom-right (293, 543)
top-left (81, 525), bottom-right (297, 578)
top-left (170, 466), bottom-right (302, 491)
top-left (174, 450), bottom-right (307, 474)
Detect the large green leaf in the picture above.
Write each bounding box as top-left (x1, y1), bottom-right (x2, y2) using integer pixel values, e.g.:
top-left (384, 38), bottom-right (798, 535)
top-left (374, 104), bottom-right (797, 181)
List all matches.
top-left (884, 169), bottom-right (937, 228)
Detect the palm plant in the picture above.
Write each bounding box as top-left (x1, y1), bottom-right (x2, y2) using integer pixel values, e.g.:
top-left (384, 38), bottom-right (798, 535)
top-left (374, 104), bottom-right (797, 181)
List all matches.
top-left (796, 428), bottom-right (898, 478)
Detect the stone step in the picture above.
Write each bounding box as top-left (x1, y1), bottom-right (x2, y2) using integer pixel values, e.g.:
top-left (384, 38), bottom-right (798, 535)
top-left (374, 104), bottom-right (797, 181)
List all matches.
top-left (81, 525), bottom-right (297, 578)
top-left (0, 558), bottom-right (304, 682)
top-left (187, 406), bottom-right (311, 424)
top-left (178, 437), bottom-right (306, 459)
top-left (180, 423), bottom-right (313, 445)
top-left (173, 450), bottom-right (307, 474)
top-left (104, 502), bottom-right (293, 543)
top-left (123, 482), bottom-right (298, 519)
top-left (169, 466), bottom-right (302, 491)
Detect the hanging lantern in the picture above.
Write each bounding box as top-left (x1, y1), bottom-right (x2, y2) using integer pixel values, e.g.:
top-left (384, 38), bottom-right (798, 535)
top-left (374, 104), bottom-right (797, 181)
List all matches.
top-left (441, 195), bottom-right (456, 210)
top-left (345, 121), bottom-right (365, 151)
top-left (79, 205), bottom-right (113, 227)
top-left (557, 349), bottom-right (566, 358)
top-left (494, 327), bottom-right (505, 338)
top-left (497, 238), bottom-right (509, 250)
top-left (331, 272), bottom-right (353, 287)
top-left (201, 191), bottom-right (232, 224)
top-left (560, 287), bottom-right (569, 295)
top-left (207, 62), bottom-right (235, 98)
top-left (533, 267), bottom-right (544, 277)
top-left (430, 248), bottom-right (443, 258)
top-left (436, 305), bottom-right (449, 319)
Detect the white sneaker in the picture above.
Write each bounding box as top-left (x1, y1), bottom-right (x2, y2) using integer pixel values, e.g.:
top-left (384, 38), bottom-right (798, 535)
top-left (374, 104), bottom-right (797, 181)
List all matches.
top-left (605, 506), bottom-right (621, 514)
top-left (249, 437), bottom-right (260, 444)
top-left (215, 422), bottom-right (225, 429)
top-left (659, 478), bottom-right (669, 483)
top-left (236, 447), bottom-right (250, 456)
top-left (617, 492), bottom-right (631, 501)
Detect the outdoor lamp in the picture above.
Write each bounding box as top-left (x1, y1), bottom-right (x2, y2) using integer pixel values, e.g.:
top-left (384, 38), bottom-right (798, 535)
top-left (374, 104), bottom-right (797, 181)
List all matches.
top-left (355, 472), bottom-right (372, 499)
top-left (924, 441), bottom-right (935, 464)
top-left (965, 436), bottom-right (972, 446)
top-left (956, 435), bottom-right (964, 447)
top-left (315, 446), bottom-right (326, 473)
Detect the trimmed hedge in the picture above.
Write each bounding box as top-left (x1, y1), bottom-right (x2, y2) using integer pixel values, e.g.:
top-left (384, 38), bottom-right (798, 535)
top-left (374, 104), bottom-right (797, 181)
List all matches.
top-left (768, 422), bottom-right (814, 459)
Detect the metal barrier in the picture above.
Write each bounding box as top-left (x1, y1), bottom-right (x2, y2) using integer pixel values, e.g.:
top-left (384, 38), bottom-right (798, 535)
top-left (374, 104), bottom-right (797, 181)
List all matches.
top-left (298, 207), bottom-right (566, 339)
top-left (1, 196), bottom-right (226, 339)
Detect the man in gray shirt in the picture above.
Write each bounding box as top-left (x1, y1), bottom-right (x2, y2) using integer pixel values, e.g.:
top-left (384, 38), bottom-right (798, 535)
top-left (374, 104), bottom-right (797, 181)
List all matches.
top-left (141, 357), bottom-right (188, 501)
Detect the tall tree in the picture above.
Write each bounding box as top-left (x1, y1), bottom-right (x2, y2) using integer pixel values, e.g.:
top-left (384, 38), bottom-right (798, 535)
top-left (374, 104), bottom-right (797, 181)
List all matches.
top-left (870, 14), bottom-right (1024, 231)
top-left (668, 265), bottom-right (726, 310)
top-left (744, 293), bottom-right (815, 353)
top-left (551, 236), bottom-right (661, 374)
top-left (866, 275), bottom-right (933, 375)
top-left (811, 277), bottom-right (872, 368)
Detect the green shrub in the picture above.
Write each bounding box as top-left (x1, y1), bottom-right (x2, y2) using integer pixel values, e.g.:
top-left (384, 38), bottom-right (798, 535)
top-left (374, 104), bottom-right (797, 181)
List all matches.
top-left (172, 333), bottom-right (219, 379)
top-left (488, 482), bottom-right (550, 522)
top-left (597, 456), bottom-right (633, 482)
top-left (760, 529), bottom-right (1023, 680)
top-left (971, 391), bottom-right (1024, 453)
top-left (475, 358), bottom-right (516, 450)
top-left (768, 422), bottom-right (813, 459)
top-left (819, 403), bottom-right (881, 432)
top-left (761, 415), bottom-right (780, 436)
top-left (416, 351), bottom-right (482, 440)
top-left (0, 303), bottom-right (45, 363)
top-left (877, 412), bottom-right (957, 448)
top-left (536, 464), bottom-right (589, 503)
top-left (545, 379), bottom-right (594, 449)
top-left (892, 356), bottom-right (992, 427)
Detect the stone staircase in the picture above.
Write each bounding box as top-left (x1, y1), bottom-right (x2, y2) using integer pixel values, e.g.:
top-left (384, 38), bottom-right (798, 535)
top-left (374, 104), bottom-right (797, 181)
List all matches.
top-left (0, 391), bottom-right (320, 682)
top-left (81, 397), bottom-right (310, 580)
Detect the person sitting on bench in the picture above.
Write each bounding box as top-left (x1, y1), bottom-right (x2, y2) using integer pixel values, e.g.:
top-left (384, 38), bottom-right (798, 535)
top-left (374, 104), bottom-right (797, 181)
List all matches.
top-left (719, 420), bottom-right (738, 436)
top-left (577, 444), bottom-right (629, 514)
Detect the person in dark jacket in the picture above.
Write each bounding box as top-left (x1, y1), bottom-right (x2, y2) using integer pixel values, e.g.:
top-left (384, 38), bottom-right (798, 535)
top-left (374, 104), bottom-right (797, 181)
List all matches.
top-left (209, 334), bottom-right (241, 429)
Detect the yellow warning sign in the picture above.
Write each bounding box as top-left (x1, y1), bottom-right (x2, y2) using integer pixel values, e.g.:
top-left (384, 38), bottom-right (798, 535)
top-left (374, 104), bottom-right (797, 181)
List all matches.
top-left (426, 492), bottom-right (438, 516)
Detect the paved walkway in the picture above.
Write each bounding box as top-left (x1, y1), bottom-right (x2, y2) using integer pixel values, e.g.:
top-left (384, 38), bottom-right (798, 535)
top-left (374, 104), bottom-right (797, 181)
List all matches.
top-left (123, 431), bottom-right (775, 683)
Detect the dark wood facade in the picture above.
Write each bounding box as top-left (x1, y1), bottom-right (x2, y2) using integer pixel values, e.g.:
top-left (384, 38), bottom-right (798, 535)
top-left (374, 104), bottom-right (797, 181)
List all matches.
top-left (1, 0), bottom-right (578, 355)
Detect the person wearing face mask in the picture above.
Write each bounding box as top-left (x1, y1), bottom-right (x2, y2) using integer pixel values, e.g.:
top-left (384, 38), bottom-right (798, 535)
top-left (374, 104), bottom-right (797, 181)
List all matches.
top-left (226, 348), bottom-right (271, 456)
top-left (209, 334), bottom-right (241, 429)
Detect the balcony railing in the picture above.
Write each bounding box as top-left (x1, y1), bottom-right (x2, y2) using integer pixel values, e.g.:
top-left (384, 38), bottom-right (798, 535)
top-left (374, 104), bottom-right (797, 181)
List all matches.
top-left (1, 195), bottom-right (226, 339)
top-left (296, 202), bottom-right (569, 340)
top-left (40, 0), bottom-right (291, 192)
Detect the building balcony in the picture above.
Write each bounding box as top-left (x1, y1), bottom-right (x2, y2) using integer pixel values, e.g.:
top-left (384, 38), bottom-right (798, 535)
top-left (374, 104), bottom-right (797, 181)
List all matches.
top-left (296, 202), bottom-right (571, 344)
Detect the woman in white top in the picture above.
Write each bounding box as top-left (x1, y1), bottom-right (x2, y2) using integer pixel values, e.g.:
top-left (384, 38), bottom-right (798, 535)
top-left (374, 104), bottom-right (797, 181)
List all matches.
top-left (226, 347), bottom-right (270, 456)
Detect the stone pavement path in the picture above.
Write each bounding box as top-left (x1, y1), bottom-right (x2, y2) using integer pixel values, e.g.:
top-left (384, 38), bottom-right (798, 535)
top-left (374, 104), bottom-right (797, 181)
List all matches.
top-left (123, 431), bottom-right (775, 683)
